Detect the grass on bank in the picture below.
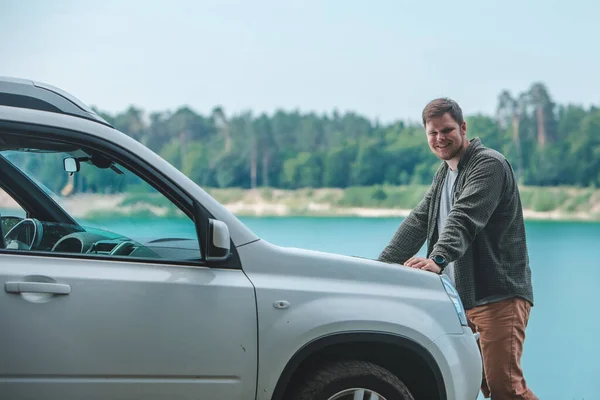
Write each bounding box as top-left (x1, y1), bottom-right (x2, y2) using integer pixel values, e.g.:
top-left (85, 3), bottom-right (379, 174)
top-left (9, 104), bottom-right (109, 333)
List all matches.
top-left (86, 185), bottom-right (598, 220)
top-left (203, 184), bottom-right (600, 220)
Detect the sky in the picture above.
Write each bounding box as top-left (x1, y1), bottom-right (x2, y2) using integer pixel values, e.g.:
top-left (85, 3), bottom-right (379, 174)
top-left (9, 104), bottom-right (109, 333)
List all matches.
top-left (1, 0), bottom-right (598, 123)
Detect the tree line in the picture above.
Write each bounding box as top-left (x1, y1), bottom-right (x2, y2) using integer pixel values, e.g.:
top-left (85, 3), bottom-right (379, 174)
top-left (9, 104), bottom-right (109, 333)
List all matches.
top-left (92, 81), bottom-right (598, 190)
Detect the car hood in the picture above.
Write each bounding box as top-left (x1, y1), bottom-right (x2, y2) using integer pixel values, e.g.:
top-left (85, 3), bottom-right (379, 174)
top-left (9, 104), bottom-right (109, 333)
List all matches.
top-left (238, 239), bottom-right (444, 292)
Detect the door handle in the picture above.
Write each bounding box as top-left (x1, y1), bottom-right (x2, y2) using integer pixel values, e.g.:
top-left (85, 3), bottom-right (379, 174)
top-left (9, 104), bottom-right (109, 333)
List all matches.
top-left (5, 281), bottom-right (71, 295)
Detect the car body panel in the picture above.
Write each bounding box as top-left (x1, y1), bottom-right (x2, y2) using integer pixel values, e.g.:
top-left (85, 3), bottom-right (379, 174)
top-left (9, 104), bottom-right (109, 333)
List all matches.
top-left (0, 253), bottom-right (258, 399)
top-left (426, 327), bottom-right (483, 400)
top-left (236, 239), bottom-right (476, 399)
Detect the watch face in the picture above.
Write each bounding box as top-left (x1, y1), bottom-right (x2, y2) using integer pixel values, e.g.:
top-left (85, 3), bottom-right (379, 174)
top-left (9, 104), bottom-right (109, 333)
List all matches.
top-left (433, 255), bottom-right (447, 267)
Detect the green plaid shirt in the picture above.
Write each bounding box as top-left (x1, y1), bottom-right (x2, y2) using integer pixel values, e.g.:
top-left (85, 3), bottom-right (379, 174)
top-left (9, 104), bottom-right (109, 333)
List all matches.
top-left (378, 138), bottom-right (534, 310)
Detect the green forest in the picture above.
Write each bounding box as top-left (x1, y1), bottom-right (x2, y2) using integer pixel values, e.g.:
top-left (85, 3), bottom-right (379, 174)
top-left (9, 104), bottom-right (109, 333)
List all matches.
top-left (94, 81), bottom-right (600, 191)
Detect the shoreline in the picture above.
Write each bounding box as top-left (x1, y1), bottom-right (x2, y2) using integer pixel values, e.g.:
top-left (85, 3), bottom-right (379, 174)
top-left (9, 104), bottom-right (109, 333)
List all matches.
top-left (2, 191), bottom-right (599, 222)
top-left (224, 202), bottom-right (598, 222)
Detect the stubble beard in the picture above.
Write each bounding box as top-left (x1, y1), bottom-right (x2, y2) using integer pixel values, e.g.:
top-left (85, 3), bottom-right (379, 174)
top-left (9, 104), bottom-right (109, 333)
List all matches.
top-left (436, 130), bottom-right (465, 161)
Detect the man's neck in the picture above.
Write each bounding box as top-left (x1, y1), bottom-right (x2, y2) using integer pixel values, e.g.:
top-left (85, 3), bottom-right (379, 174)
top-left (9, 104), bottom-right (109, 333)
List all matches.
top-left (446, 159), bottom-right (459, 171)
top-left (446, 140), bottom-right (471, 170)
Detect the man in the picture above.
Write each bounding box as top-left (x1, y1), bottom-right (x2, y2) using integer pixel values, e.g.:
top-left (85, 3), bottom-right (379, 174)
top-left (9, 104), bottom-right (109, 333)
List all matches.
top-left (378, 98), bottom-right (537, 400)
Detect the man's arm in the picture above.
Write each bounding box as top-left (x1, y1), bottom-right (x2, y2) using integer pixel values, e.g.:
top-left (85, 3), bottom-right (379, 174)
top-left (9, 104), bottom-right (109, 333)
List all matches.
top-left (429, 157), bottom-right (507, 263)
top-left (377, 185), bottom-right (433, 265)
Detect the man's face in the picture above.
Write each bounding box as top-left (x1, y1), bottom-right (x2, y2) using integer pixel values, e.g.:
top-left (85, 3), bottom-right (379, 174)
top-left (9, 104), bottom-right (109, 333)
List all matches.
top-left (425, 112), bottom-right (467, 162)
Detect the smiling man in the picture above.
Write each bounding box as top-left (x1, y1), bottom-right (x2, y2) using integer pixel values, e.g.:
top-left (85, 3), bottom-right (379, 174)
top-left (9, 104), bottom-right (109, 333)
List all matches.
top-left (378, 98), bottom-right (537, 400)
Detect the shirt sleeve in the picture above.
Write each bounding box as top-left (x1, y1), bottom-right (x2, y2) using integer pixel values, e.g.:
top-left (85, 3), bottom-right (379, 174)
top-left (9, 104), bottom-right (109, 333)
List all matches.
top-left (377, 185), bottom-right (433, 265)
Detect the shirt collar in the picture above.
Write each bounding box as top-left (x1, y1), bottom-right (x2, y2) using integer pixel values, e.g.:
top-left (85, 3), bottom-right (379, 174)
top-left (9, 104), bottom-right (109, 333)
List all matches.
top-left (457, 137), bottom-right (481, 170)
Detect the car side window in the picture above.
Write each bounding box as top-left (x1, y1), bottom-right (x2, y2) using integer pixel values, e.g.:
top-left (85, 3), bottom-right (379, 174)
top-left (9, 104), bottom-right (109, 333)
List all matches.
top-left (0, 138), bottom-right (203, 263)
top-left (0, 187), bottom-right (27, 236)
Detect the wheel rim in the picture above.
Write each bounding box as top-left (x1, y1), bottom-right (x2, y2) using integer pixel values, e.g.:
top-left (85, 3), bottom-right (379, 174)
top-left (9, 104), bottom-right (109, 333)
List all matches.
top-left (327, 388), bottom-right (387, 400)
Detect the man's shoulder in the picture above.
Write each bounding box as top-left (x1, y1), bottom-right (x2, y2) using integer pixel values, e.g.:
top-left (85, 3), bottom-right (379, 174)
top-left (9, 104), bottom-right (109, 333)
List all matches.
top-left (467, 144), bottom-right (517, 184)
top-left (471, 144), bottom-right (507, 166)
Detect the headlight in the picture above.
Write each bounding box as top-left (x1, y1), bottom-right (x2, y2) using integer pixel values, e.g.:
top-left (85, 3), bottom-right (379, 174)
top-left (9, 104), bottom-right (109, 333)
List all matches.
top-left (440, 274), bottom-right (468, 327)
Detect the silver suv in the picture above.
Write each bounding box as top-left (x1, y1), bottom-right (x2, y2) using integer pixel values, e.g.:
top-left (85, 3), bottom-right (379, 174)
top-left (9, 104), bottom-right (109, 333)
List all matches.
top-left (0, 77), bottom-right (482, 400)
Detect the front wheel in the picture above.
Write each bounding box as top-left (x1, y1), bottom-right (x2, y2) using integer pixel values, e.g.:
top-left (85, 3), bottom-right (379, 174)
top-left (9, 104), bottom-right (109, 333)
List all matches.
top-left (290, 360), bottom-right (415, 400)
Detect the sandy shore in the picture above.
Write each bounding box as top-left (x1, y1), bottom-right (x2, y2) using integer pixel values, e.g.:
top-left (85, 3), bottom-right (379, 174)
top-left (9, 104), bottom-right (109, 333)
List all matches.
top-left (226, 203), bottom-right (595, 221)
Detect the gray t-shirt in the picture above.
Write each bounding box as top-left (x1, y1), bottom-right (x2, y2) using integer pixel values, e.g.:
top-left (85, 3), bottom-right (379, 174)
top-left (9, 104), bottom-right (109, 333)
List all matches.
top-left (437, 168), bottom-right (458, 285)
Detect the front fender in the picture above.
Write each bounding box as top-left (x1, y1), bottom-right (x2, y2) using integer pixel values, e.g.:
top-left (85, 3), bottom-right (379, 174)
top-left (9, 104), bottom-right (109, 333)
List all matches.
top-left (238, 240), bottom-right (459, 399)
top-left (266, 295), bottom-right (444, 347)
top-left (251, 291), bottom-right (451, 399)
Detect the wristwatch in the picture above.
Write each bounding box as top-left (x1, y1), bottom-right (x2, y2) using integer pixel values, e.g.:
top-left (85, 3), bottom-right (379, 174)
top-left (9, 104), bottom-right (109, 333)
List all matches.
top-left (430, 255), bottom-right (448, 272)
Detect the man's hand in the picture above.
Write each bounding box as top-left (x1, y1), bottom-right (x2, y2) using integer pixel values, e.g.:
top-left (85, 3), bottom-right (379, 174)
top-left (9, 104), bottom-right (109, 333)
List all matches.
top-left (404, 257), bottom-right (442, 274)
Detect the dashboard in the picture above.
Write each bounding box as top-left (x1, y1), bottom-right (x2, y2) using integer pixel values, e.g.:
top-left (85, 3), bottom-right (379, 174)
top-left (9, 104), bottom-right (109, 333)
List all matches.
top-left (2, 218), bottom-right (201, 261)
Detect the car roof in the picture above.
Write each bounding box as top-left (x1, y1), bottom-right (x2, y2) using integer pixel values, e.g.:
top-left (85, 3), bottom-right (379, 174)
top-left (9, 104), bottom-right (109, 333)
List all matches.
top-left (0, 76), bottom-right (112, 128)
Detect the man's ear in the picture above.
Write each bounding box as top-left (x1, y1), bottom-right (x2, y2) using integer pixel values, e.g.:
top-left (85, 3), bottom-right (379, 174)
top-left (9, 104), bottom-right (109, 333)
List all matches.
top-left (461, 121), bottom-right (467, 136)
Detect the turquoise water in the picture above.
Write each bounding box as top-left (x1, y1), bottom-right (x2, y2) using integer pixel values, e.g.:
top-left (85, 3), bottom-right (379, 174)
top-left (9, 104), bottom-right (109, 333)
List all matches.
top-left (237, 217), bottom-right (600, 400)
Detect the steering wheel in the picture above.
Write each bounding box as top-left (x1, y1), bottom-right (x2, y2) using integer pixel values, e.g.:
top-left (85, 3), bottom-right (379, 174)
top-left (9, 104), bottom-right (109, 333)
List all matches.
top-left (4, 218), bottom-right (44, 250)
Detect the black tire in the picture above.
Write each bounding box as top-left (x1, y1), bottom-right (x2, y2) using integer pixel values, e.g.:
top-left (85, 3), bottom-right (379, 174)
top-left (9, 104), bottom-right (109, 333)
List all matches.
top-left (290, 360), bottom-right (415, 400)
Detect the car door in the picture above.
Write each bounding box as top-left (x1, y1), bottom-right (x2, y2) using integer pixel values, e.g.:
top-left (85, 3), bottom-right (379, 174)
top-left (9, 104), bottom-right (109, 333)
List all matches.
top-left (0, 133), bottom-right (258, 400)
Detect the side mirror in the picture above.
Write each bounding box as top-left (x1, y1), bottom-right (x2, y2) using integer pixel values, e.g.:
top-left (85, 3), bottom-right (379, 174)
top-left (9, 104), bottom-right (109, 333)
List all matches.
top-left (206, 219), bottom-right (231, 262)
top-left (63, 157), bottom-right (80, 173)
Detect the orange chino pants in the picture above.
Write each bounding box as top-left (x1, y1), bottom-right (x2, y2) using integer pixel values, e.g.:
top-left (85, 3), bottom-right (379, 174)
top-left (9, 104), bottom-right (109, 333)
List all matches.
top-left (466, 297), bottom-right (539, 400)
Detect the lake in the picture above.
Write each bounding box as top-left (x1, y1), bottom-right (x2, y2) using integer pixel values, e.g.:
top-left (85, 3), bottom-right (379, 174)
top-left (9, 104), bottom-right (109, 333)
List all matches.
top-left (236, 216), bottom-right (600, 400)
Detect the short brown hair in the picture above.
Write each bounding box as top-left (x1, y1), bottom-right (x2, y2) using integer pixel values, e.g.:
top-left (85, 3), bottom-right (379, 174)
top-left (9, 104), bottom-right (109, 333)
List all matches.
top-left (422, 98), bottom-right (464, 126)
